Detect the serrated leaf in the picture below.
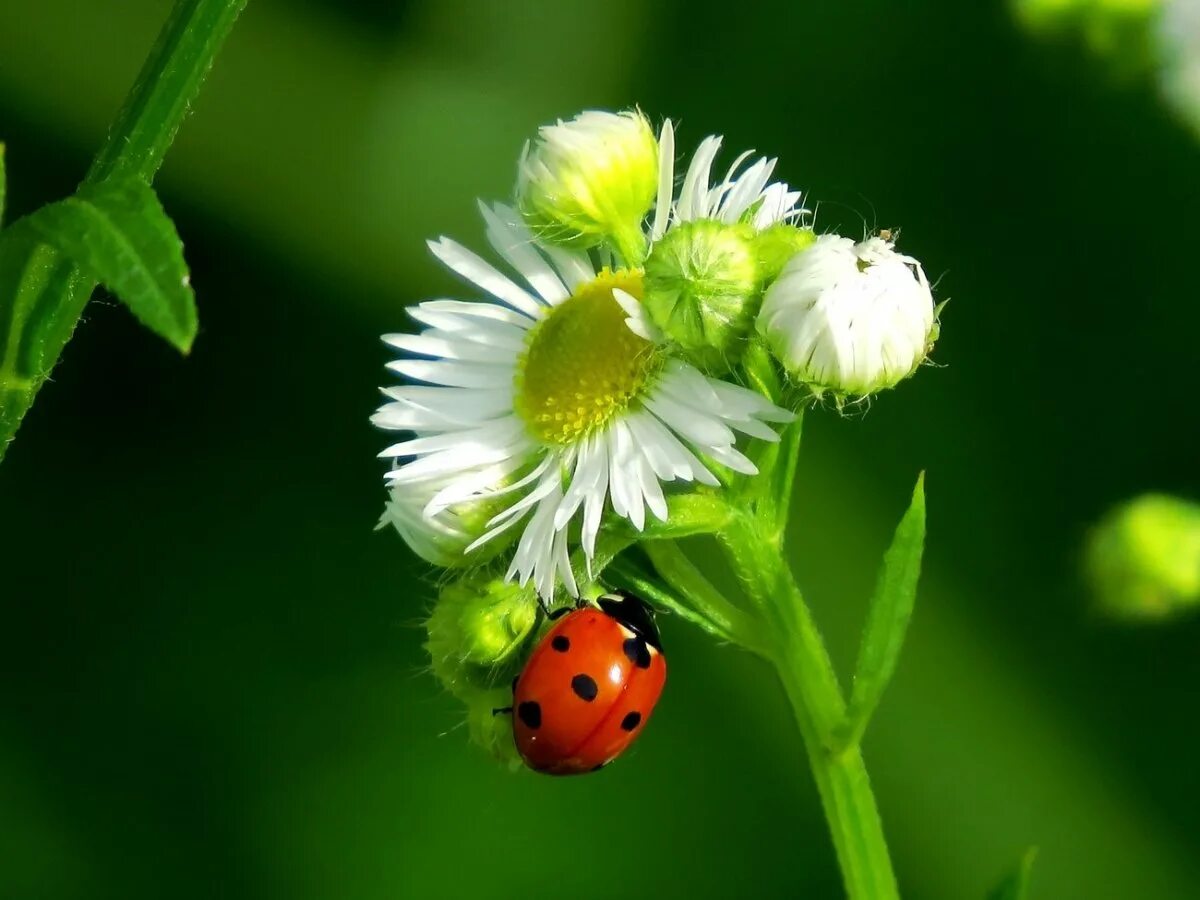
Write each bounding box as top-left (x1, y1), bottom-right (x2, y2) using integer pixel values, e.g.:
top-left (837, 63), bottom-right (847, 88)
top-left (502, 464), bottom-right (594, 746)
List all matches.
top-left (988, 847), bottom-right (1037, 900)
top-left (23, 177), bottom-right (196, 353)
top-left (838, 473), bottom-right (926, 751)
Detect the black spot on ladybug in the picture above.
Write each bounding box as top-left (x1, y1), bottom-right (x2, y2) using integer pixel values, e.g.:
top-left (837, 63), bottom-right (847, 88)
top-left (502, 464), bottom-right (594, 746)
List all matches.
top-left (571, 673), bottom-right (598, 702)
top-left (623, 637), bottom-right (651, 669)
top-left (551, 635), bottom-right (570, 653)
top-left (517, 701), bottom-right (542, 729)
top-left (620, 711), bottom-right (642, 731)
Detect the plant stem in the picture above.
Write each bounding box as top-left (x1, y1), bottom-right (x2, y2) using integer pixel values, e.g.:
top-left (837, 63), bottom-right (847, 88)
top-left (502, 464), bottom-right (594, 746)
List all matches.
top-left (721, 512), bottom-right (900, 899)
top-left (86, 0), bottom-right (247, 187)
top-left (772, 577), bottom-right (900, 900)
top-left (643, 539), bottom-right (769, 655)
top-left (0, 0), bottom-right (245, 458)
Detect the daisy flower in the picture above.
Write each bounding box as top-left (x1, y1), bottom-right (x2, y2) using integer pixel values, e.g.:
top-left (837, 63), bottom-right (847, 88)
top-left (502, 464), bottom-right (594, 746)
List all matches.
top-left (374, 202), bottom-right (791, 600)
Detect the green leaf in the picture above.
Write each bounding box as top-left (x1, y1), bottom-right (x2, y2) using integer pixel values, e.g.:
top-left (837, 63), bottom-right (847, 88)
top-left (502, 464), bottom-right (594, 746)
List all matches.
top-left (23, 177), bottom-right (196, 353)
top-left (0, 232), bottom-right (91, 456)
top-left (988, 848), bottom-right (1038, 900)
top-left (0, 142), bottom-right (7, 227)
top-left (838, 472), bottom-right (926, 751)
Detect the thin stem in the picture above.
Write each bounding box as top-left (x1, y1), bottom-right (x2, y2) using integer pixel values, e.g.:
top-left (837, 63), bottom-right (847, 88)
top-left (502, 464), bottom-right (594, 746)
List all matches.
top-left (606, 554), bottom-right (744, 647)
top-left (642, 539), bottom-right (769, 655)
top-left (87, 0), bottom-right (248, 186)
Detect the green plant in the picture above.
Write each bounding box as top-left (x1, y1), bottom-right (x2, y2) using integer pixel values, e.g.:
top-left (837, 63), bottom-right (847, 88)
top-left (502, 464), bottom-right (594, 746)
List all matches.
top-left (0, 0), bottom-right (246, 461)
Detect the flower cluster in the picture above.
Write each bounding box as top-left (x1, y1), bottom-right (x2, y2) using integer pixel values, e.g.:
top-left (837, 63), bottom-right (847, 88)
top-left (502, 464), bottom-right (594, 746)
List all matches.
top-left (373, 110), bottom-right (940, 758)
top-left (375, 110), bottom-right (939, 603)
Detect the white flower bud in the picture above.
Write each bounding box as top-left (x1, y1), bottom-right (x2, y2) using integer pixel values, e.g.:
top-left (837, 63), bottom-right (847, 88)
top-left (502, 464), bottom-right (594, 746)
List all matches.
top-left (517, 109), bottom-right (658, 262)
top-left (757, 234), bottom-right (937, 397)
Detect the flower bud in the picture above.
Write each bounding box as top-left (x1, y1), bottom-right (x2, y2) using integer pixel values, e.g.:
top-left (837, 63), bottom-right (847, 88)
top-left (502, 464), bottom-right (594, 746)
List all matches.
top-left (517, 109), bottom-right (658, 262)
top-left (426, 572), bottom-right (539, 699)
top-left (757, 234), bottom-right (937, 398)
top-left (1085, 494), bottom-right (1200, 621)
top-left (464, 687), bottom-right (524, 771)
top-left (754, 223), bottom-right (816, 284)
top-left (642, 219), bottom-right (760, 372)
top-left (377, 476), bottom-right (516, 569)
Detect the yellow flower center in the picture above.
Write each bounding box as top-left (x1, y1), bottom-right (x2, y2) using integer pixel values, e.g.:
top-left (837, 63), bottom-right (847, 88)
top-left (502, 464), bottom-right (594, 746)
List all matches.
top-left (514, 268), bottom-right (659, 446)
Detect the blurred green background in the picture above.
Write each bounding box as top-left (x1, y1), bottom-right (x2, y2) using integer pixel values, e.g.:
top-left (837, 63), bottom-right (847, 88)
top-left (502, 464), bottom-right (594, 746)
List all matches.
top-left (2, 1), bottom-right (1198, 897)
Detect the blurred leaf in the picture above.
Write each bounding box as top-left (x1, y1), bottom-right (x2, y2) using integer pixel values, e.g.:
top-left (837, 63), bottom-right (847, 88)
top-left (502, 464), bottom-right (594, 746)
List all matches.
top-left (0, 142), bottom-right (6, 226)
top-left (839, 472), bottom-right (926, 750)
top-left (23, 177), bottom-right (196, 353)
top-left (989, 847), bottom-right (1038, 900)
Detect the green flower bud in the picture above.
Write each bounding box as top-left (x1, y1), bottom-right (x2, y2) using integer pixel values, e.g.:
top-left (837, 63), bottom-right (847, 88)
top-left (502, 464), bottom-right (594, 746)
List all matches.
top-left (1085, 494), bottom-right (1200, 621)
top-left (464, 686), bottom-right (524, 771)
top-left (643, 219), bottom-right (760, 373)
top-left (426, 572), bottom-right (539, 699)
top-left (517, 109), bottom-right (658, 263)
top-left (754, 223), bottom-right (817, 285)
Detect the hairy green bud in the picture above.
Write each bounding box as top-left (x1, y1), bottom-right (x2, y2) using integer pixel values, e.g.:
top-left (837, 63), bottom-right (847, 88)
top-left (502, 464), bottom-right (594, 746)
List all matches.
top-left (465, 686), bottom-right (524, 771)
top-left (517, 109), bottom-right (658, 263)
top-left (754, 223), bottom-right (816, 285)
top-left (1085, 493), bottom-right (1200, 621)
top-left (426, 572), bottom-right (539, 699)
top-left (643, 219), bottom-right (760, 372)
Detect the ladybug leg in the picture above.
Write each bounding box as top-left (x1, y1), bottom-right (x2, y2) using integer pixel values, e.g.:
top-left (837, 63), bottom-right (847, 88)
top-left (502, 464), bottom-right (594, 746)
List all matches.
top-left (491, 675), bottom-right (519, 716)
top-left (546, 606), bottom-right (572, 621)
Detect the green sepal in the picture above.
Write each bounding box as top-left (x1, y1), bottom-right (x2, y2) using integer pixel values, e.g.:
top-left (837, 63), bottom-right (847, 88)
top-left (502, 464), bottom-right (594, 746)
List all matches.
top-left (22, 177), bottom-right (197, 354)
top-left (836, 473), bottom-right (926, 752)
top-left (988, 847), bottom-right (1037, 900)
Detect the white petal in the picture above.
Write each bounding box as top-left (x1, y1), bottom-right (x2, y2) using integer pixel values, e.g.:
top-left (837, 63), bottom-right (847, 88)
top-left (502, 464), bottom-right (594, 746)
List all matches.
top-left (676, 135), bottom-right (722, 223)
top-left (581, 441), bottom-right (610, 561)
top-left (382, 332), bottom-right (516, 364)
top-left (409, 299), bottom-right (534, 330)
top-left (379, 386), bottom-right (513, 426)
top-left (386, 359), bottom-right (513, 389)
top-left (479, 202), bottom-right (570, 304)
top-left (540, 244), bottom-right (595, 294)
top-left (651, 119), bottom-right (675, 242)
top-left (705, 443), bottom-right (759, 476)
top-left (428, 237), bottom-right (543, 318)
top-left (642, 392), bottom-right (737, 448)
top-left (379, 417), bottom-right (525, 459)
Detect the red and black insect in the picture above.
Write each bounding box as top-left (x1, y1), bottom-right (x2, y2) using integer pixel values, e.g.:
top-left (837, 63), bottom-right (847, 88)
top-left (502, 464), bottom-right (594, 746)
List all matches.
top-left (501, 591), bottom-right (667, 775)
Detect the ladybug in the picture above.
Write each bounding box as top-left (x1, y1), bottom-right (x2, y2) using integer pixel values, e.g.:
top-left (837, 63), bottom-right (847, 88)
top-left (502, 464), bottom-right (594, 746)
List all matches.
top-left (508, 591), bottom-right (667, 775)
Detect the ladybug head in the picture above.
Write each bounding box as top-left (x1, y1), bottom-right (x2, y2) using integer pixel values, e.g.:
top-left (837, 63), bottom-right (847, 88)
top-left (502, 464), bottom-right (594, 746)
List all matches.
top-left (598, 591), bottom-right (663, 650)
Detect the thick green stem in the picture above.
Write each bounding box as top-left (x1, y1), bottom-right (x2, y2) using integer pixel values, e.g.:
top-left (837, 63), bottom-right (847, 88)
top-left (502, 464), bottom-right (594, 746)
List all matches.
top-left (0, 0), bottom-right (245, 458)
top-left (723, 513), bottom-right (900, 900)
top-left (771, 577), bottom-right (900, 900)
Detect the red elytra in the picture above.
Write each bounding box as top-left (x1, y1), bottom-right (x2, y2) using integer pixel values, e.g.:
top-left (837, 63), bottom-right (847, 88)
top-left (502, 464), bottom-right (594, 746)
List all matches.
top-left (512, 592), bottom-right (666, 775)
